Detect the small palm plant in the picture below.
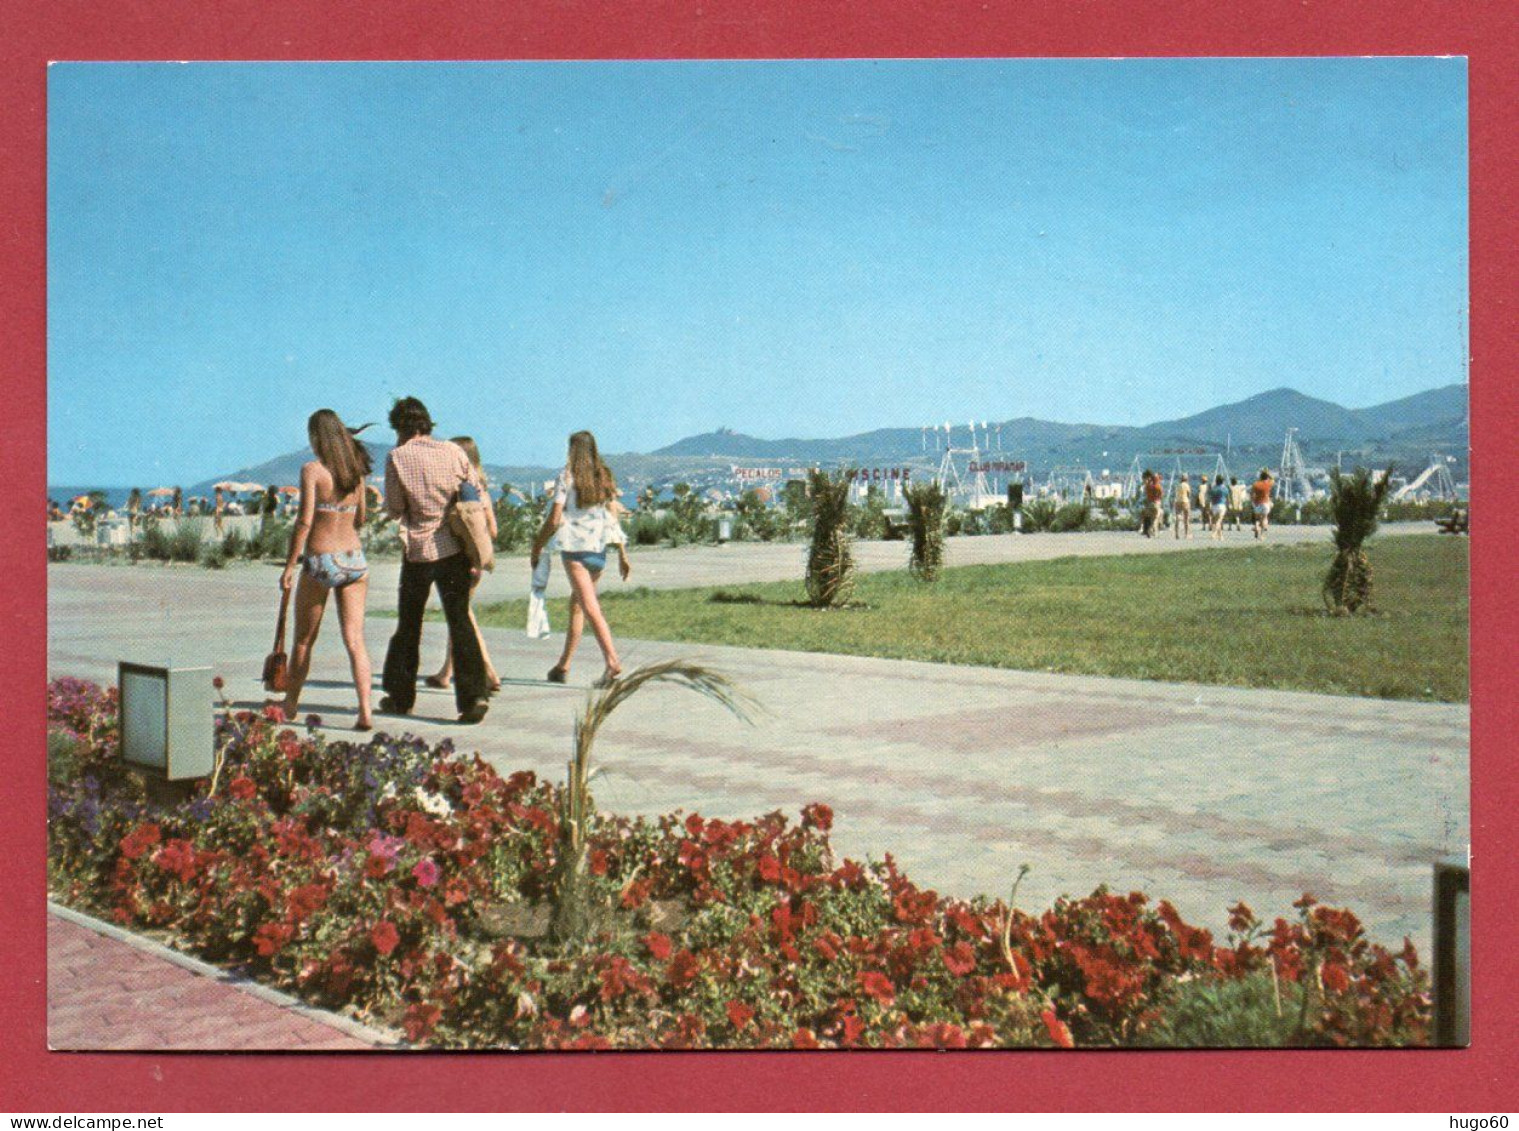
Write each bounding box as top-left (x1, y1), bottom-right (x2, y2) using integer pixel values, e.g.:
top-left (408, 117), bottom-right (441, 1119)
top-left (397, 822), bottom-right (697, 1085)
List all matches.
top-left (805, 469), bottom-right (856, 608)
top-left (905, 480), bottom-right (947, 581)
top-left (551, 660), bottom-right (758, 946)
top-left (1323, 466), bottom-right (1394, 614)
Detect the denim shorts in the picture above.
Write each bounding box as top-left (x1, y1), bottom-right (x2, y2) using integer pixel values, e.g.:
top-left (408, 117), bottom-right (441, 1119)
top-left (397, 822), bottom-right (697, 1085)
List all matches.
top-left (560, 549), bottom-right (607, 574)
top-left (304, 548), bottom-right (369, 589)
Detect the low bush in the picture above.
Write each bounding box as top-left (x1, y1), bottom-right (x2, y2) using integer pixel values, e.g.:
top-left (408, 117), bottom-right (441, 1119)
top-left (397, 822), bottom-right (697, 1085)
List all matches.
top-left (46, 677), bottom-right (1430, 1050)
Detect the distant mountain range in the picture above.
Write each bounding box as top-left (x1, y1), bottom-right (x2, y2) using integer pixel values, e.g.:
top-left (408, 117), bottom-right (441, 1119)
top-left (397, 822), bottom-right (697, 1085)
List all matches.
top-left (649, 384), bottom-right (1468, 477)
top-left (55, 383), bottom-right (1467, 504)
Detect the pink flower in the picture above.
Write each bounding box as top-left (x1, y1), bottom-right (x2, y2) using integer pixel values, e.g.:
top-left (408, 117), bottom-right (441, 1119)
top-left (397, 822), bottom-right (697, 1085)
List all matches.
top-left (412, 858), bottom-right (440, 888)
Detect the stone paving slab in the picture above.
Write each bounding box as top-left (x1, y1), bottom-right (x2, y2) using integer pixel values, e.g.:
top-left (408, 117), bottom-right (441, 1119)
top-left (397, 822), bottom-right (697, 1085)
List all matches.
top-left (47, 905), bottom-right (394, 1050)
top-left (47, 526), bottom-right (1467, 958)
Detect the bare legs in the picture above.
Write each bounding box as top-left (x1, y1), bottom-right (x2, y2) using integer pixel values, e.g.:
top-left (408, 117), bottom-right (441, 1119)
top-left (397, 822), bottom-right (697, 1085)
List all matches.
top-left (430, 576), bottom-right (500, 690)
top-left (334, 577), bottom-right (373, 728)
top-left (281, 570), bottom-right (373, 729)
top-left (553, 560), bottom-right (620, 681)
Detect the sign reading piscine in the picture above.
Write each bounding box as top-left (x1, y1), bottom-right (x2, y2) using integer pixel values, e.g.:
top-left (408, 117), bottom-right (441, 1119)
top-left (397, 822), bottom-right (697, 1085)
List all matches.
top-left (845, 467), bottom-right (913, 483)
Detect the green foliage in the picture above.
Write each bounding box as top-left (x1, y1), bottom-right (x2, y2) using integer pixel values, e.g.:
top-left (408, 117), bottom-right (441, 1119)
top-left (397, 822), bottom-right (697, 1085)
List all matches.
top-left (1052, 502), bottom-right (1092, 533)
top-left (804, 469), bottom-right (856, 608)
top-left (48, 545), bottom-right (74, 563)
top-left (849, 484), bottom-right (888, 540)
top-left (1140, 972), bottom-right (1301, 1047)
top-left (905, 480), bottom-right (947, 582)
top-left (1021, 498), bottom-right (1059, 532)
top-left (667, 484), bottom-right (711, 546)
top-left (1323, 467), bottom-right (1394, 614)
top-left (200, 541), bottom-right (230, 570)
top-left (734, 489), bottom-right (782, 542)
top-left (221, 529), bottom-right (248, 560)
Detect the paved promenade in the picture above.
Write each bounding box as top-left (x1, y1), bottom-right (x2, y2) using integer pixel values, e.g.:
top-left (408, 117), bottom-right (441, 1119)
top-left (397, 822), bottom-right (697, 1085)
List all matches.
top-left (48, 905), bottom-right (392, 1050)
top-left (48, 524), bottom-right (1465, 957)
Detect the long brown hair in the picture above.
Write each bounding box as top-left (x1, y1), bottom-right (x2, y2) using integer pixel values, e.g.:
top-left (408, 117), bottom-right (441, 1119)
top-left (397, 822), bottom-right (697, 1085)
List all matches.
top-left (450, 436), bottom-right (486, 484)
top-left (566, 430), bottom-right (616, 507)
top-left (308, 409), bottom-right (373, 496)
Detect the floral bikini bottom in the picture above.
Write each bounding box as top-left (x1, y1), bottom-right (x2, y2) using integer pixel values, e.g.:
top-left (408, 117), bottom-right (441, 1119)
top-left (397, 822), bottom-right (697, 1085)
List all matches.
top-left (303, 548), bottom-right (369, 589)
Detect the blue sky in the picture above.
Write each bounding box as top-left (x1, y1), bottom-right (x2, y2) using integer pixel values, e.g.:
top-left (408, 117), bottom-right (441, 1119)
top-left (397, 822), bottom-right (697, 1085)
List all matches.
top-left (48, 58), bottom-right (1467, 484)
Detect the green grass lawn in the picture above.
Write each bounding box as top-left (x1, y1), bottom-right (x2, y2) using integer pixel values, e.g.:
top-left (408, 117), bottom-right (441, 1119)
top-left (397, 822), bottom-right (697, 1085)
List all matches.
top-left (475, 534), bottom-right (1468, 702)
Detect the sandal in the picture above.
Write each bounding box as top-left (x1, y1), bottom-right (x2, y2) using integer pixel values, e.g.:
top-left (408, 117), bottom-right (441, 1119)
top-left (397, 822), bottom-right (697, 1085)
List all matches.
top-left (593, 665), bottom-right (624, 690)
top-left (546, 666), bottom-right (568, 684)
top-left (425, 675), bottom-right (451, 689)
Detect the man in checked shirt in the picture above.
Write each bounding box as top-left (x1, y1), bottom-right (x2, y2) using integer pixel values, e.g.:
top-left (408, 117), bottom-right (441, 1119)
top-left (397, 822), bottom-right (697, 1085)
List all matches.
top-left (378, 396), bottom-right (490, 724)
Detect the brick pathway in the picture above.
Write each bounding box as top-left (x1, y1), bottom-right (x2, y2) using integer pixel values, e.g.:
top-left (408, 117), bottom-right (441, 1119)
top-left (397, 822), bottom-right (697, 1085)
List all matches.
top-left (48, 908), bottom-right (391, 1051)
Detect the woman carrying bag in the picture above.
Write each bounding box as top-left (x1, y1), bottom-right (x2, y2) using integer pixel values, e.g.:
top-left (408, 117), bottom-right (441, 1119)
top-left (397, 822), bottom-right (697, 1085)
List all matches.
top-left (274, 409), bottom-right (376, 730)
top-left (428, 437), bottom-right (502, 693)
top-left (531, 430), bottom-right (631, 687)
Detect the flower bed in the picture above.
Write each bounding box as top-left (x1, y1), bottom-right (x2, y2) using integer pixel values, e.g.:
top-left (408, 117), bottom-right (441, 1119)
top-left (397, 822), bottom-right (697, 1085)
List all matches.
top-left (46, 677), bottom-right (1430, 1048)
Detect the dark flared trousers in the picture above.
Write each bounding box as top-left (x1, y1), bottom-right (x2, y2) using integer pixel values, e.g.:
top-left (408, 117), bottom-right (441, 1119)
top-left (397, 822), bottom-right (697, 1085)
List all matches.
top-left (382, 551), bottom-right (487, 714)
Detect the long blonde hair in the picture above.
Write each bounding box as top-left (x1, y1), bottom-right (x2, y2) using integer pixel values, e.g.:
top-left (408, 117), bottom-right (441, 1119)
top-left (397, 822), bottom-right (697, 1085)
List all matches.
top-left (451, 436), bottom-right (488, 491)
top-left (308, 409), bottom-right (373, 496)
top-left (567, 430), bottom-right (616, 507)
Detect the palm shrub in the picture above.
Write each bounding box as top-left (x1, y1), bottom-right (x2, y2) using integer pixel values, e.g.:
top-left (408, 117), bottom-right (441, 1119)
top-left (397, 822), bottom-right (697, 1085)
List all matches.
top-left (1323, 466), bottom-right (1394, 614)
top-left (905, 480), bottom-right (947, 581)
top-left (804, 469), bottom-right (856, 607)
top-left (1021, 497), bottom-right (1059, 533)
top-left (552, 660), bottom-right (756, 946)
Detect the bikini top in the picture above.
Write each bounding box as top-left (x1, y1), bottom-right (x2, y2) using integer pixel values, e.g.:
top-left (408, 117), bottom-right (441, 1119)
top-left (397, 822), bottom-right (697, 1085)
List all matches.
top-left (315, 499), bottom-right (359, 514)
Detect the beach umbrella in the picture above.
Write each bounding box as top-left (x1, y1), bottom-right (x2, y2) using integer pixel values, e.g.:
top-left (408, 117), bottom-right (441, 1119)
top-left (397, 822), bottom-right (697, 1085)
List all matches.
top-left (147, 486), bottom-right (175, 497)
top-left (278, 485), bottom-right (300, 495)
top-left (70, 494), bottom-right (93, 509)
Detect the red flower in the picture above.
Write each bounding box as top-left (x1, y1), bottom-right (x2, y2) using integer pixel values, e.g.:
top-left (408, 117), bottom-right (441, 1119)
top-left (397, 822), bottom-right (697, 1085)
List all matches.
top-left (666, 949), bottom-right (700, 990)
top-left (942, 941), bottom-right (978, 977)
top-left (253, 921), bottom-right (293, 958)
top-left (119, 823), bottom-right (161, 860)
top-left (287, 883), bottom-right (328, 922)
top-left (1321, 961), bottom-right (1351, 994)
top-left (212, 675), bottom-right (225, 690)
top-left (370, 920), bottom-right (400, 957)
top-left (403, 1001), bottom-right (443, 1043)
top-left (756, 854), bottom-right (782, 883)
top-left (262, 703), bottom-right (285, 723)
top-left (364, 852), bottom-right (394, 879)
top-left (411, 858), bottom-right (440, 887)
top-left (589, 849), bottom-right (609, 877)
top-left (228, 776), bottom-right (257, 801)
top-left (857, 970), bottom-right (895, 1006)
top-left (801, 802), bottom-right (833, 831)
top-left (1041, 1008), bottom-right (1074, 1049)
top-left (642, 932), bottom-right (672, 961)
top-left (725, 1000), bottom-right (755, 1030)
top-left (791, 1027), bottom-right (820, 1049)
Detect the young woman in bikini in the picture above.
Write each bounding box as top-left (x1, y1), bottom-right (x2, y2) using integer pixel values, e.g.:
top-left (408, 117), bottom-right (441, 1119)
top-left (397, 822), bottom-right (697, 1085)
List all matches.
top-left (278, 409), bottom-right (375, 729)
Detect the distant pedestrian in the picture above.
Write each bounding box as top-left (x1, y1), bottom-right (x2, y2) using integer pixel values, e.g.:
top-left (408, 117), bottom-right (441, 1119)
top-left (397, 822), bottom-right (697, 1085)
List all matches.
top-left (1251, 469), bottom-right (1275, 539)
top-left (1208, 475), bottom-right (1228, 539)
top-left (213, 486), bottom-right (226, 536)
top-left (171, 487), bottom-right (183, 517)
top-left (428, 436), bottom-right (501, 694)
top-left (379, 397), bottom-right (490, 725)
top-left (1227, 477), bottom-right (1247, 530)
top-left (532, 430), bottom-right (632, 687)
top-left (126, 489), bottom-right (141, 536)
top-left (1140, 470), bottom-right (1163, 537)
top-left (1172, 473), bottom-right (1193, 539)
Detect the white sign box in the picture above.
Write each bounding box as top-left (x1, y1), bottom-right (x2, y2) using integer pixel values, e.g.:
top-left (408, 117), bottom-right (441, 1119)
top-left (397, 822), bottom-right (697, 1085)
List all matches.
top-left (118, 662), bottom-right (214, 781)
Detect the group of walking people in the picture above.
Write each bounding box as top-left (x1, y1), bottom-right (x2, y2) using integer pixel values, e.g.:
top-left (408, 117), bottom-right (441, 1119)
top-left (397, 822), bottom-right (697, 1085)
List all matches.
top-left (1138, 468), bottom-right (1277, 541)
top-left (273, 396), bottom-right (631, 731)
